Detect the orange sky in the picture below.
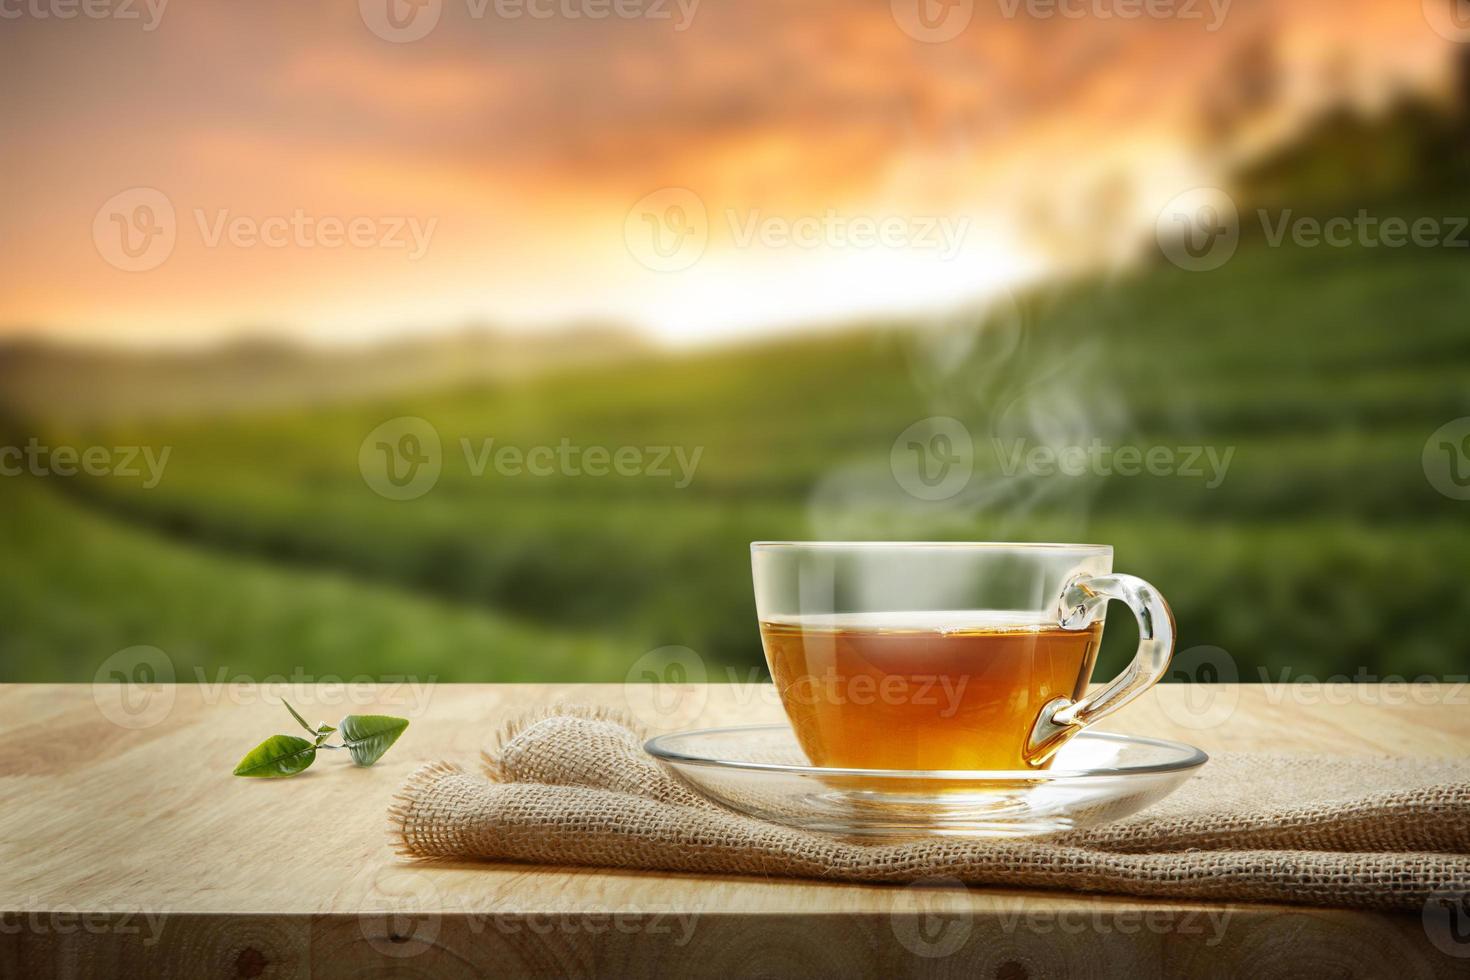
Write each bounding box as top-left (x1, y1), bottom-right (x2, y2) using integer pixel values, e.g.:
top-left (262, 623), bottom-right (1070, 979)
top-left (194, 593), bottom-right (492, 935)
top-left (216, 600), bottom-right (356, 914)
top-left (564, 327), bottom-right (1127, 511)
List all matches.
top-left (0, 0), bottom-right (1453, 346)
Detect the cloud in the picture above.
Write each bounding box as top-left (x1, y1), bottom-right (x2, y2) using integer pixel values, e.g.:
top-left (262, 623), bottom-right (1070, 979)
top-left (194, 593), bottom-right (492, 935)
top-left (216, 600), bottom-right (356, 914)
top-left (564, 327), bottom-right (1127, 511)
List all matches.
top-left (0, 0), bottom-right (1453, 343)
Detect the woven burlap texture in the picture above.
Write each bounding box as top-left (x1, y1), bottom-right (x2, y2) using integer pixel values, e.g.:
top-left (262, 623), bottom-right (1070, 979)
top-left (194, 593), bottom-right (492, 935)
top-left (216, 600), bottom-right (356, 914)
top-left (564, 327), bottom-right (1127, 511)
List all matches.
top-left (388, 705), bottom-right (1470, 910)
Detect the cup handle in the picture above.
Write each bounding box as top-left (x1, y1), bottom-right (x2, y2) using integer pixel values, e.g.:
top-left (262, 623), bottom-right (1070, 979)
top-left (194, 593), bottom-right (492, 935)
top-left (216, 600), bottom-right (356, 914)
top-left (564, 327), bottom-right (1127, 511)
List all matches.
top-left (1025, 573), bottom-right (1177, 765)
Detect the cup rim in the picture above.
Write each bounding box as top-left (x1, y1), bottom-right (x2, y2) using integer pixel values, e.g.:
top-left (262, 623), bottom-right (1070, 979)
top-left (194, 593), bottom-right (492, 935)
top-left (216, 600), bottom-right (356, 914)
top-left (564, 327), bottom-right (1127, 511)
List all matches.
top-left (750, 540), bottom-right (1113, 555)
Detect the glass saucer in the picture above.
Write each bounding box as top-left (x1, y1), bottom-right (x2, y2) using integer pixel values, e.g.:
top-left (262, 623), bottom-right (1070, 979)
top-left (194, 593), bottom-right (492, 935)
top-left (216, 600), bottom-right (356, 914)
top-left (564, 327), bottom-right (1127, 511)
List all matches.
top-left (645, 725), bottom-right (1206, 839)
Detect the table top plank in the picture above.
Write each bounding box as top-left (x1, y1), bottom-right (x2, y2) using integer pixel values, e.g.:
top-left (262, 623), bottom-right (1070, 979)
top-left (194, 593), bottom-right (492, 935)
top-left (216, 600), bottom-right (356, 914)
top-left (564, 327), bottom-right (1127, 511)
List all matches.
top-left (2, 683), bottom-right (1468, 978)
top-left (2, 683), bottom-right (1467, 916)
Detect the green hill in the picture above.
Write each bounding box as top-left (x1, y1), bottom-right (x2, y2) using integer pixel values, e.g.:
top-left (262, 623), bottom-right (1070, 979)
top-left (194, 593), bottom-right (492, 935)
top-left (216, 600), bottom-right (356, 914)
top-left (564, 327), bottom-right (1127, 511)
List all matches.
top-left (0, 477), bottom-right (631, 683)
top-left (5, 203), bottom-right (1469, 684)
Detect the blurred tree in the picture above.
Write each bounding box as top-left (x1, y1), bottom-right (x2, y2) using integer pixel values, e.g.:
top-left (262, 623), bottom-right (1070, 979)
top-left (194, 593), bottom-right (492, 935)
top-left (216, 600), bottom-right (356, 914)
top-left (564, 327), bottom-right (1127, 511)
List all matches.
top-left (1199, 29), bottom-right (1283, 151)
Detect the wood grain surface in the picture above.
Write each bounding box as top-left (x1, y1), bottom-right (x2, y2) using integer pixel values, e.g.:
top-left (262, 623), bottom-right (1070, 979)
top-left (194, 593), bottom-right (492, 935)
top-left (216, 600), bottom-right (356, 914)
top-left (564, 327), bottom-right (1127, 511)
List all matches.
top-left (2, 682), bottom-right (1468, 978)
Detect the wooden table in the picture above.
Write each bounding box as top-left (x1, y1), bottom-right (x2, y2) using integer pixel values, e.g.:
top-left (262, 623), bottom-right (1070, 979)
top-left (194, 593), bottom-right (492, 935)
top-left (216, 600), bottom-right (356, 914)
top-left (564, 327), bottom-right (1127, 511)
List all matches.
top-left (2, 683), bottom-right (1467, 978)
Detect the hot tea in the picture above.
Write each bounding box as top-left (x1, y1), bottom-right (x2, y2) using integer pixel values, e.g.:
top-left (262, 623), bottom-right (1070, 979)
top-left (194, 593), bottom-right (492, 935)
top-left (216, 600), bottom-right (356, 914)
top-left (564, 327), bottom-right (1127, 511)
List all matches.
top-left (761, 612), bottom-right (1103, 771)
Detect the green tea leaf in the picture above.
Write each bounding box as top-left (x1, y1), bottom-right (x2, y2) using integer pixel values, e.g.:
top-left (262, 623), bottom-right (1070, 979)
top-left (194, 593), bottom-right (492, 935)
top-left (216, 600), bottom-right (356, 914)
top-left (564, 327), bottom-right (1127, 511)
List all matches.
top-left (282, 700), bottom-right (315, 736)
top-left (313, 724), bottom-right (336, 747)
top-left (233, 734), bottom-right (317, 778)
top-left (338, 714), bottom-right (409, 767)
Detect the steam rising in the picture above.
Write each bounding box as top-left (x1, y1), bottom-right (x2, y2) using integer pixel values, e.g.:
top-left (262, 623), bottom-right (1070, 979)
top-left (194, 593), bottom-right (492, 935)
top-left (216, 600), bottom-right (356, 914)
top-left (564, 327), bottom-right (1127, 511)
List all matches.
top-left (808, 284), bottom-right (1131, 541)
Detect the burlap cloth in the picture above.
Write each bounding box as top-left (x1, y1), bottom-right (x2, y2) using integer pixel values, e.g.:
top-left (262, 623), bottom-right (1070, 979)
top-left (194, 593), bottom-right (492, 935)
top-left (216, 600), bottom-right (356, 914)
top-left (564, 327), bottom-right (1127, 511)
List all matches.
top-left (388, 706), bottom-right (1470, 910)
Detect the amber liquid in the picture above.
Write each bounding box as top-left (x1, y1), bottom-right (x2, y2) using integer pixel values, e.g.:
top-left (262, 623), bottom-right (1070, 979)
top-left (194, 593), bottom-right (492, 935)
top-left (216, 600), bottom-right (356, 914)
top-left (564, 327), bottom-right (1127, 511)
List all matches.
top-left (761, 614), bottom-right (1102, 771)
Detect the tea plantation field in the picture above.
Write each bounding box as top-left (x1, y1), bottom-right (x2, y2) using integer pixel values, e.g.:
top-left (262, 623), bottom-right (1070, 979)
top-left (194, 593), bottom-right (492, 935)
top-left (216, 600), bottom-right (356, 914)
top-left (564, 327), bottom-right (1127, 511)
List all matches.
top-left (5, 228), bottom-right (1468, 684)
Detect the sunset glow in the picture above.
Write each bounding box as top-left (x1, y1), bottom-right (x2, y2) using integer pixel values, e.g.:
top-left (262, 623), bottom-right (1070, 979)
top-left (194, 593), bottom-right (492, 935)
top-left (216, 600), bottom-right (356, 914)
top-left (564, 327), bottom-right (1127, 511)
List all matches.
top-left (0, 0), bottom-right (1453, 346)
